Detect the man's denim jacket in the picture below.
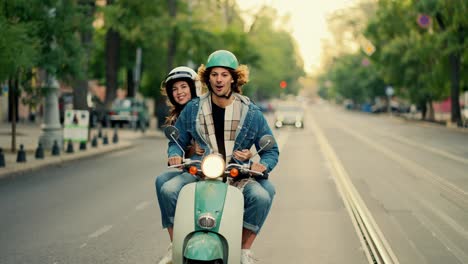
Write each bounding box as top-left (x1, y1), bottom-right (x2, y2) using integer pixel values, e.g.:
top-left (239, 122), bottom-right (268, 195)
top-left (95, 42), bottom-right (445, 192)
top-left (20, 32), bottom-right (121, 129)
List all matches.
top-left (167, 92), bottom-right (279, 173)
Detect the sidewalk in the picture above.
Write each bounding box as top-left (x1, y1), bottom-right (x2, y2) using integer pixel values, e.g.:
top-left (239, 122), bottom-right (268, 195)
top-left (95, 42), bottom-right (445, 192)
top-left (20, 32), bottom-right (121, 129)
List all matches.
top-left (0, 120), bottom-right (164, 179)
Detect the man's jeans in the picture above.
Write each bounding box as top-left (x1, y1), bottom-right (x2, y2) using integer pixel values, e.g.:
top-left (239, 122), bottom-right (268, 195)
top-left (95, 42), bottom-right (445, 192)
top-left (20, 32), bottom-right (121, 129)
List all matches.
top-left (155, 172), bottom-right (276, 233)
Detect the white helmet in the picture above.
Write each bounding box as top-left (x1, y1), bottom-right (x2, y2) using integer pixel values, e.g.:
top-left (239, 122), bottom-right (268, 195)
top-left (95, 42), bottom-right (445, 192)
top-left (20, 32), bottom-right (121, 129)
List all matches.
top-left (165, 66), bottom-right (202, 96)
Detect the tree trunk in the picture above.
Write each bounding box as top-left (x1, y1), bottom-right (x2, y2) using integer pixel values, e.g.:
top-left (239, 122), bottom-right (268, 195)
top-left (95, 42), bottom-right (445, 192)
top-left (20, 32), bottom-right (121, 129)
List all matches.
top-left (126, 68), bottom-right (135, 97)
top-left (449, 52), bottom-right (461, 125)
top-left (8, 76), bottom-right (19, 152)
top-left (427, 100), bottom-right (435, 121)
top-left (155, 0), bottom-right (177, 129)
top-left (105, 28), bottom-right (120, 107)
top-left (73, 1), bottom-right (95, 111)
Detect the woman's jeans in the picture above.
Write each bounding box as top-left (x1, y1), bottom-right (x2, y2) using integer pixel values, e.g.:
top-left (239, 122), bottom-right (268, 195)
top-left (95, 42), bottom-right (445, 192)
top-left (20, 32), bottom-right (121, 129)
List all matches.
top-left (155, 171), bottom-right (276, 234)
top-left (155, 171), bottom-right (197, 228)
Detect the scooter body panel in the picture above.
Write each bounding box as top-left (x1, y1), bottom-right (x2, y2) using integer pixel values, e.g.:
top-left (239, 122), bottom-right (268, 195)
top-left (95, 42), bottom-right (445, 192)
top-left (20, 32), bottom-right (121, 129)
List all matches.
top-left (172, 181), bottom-right (244, 264)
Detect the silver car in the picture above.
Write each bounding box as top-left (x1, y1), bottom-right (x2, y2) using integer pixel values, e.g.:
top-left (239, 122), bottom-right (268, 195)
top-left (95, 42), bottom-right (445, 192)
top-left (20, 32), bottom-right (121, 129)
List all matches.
top-left (274, 104), bottom-right (305, 129)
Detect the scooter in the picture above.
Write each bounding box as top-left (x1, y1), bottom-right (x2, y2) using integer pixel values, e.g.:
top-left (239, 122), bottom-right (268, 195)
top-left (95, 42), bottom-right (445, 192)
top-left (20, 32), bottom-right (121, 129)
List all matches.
top-left (164, 125), bottom-right (275, 264)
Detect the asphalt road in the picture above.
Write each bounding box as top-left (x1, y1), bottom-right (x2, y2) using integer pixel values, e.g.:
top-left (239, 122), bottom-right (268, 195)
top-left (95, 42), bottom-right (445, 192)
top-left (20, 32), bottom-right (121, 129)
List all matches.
top-left (1, 102), bottom-right (467, 264)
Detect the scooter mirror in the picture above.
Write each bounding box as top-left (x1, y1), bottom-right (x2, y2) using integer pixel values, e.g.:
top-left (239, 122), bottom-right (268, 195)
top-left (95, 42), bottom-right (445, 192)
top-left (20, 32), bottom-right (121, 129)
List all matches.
top-left (258, 135), bottom-right (276, 152)
top-left (164, 125), bottom-right (186, 158)
top-left (164, 125), bottom-right (180, 141)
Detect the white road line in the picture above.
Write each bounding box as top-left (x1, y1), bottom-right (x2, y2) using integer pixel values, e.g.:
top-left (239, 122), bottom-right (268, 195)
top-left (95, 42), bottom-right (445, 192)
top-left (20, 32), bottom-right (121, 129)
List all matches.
top-left (310, 112), bottom-right (400, 264)
top-left (88, 225), bottom-right (113, 239)
top-left (136, 201), bottom-right (151, 211)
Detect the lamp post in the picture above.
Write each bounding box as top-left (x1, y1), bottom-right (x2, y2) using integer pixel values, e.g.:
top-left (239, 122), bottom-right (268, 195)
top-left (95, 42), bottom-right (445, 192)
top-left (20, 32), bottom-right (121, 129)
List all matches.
top-left (39, 76), bottom-right (63, 150)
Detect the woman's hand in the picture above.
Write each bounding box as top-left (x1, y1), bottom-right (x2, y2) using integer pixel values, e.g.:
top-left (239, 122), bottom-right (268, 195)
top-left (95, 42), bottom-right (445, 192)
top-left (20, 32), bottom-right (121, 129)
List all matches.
top-left (168, 156), bottom-right (182, 166)
top-left (233, 149), bottom-right (252, 162)
top-left (194, 142), bottom-right (205, 156)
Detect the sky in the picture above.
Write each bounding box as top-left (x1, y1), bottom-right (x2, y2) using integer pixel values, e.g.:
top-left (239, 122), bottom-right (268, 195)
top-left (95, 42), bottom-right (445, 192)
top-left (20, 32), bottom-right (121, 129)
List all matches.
top-left (236, 0), bottom-right (356, 74)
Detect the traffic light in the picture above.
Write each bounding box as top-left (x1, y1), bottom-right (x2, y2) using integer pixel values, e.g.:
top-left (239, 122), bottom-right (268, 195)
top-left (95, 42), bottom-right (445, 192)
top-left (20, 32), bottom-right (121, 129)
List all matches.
top-left (280, 80), bottom-right (287, 89)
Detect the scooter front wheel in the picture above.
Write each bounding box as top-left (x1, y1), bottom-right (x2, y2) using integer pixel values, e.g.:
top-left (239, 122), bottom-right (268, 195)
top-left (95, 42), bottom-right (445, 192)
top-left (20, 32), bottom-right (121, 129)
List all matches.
top-left (184, 259), bottom-right (223, 264)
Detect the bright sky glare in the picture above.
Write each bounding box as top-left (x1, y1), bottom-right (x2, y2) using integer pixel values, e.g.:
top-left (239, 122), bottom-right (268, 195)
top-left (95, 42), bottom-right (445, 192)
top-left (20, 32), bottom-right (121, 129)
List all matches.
top-left (237, 0), bottom-right (356, 74)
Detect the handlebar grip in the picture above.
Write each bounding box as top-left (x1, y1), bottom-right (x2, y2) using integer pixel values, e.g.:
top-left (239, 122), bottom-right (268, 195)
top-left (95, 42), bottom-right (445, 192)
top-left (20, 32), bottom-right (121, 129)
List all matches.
top-left (255, 172), bottom-right (269, 180)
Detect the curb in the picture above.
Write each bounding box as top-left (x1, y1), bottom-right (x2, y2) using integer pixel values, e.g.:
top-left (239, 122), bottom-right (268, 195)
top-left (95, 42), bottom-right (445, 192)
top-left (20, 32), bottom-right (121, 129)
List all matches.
top-left (0, 141), bottom-right (133, 180)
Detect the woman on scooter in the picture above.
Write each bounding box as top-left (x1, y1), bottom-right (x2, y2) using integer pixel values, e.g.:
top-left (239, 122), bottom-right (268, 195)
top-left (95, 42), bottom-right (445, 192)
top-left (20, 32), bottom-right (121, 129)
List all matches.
top-left (162, 50), bottom-right (279, 264)
top-left (155, 66), bottom-right (203, 243)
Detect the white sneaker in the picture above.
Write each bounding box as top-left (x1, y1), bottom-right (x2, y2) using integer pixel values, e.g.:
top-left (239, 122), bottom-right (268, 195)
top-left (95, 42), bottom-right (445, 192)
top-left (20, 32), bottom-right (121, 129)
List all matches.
top-left (158, 243), bottom-right (172, 264)
top-left (241, 249), bottom-right (258, 264)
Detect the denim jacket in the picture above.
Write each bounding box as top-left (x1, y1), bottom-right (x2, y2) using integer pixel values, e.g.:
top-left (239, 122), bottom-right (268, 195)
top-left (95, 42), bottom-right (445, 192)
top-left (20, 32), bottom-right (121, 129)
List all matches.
top-left (167, 92), bottom-right (279, 173)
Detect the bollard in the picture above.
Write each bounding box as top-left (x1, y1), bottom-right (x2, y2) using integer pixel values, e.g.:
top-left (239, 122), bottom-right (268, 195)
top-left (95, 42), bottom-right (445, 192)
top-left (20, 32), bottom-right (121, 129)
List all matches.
top-left (112, 128), bottom-right (119, 143)
top-left (91, 135), bottom-right (98, 148)
top-left (35, 143), bottom-right (45, 159)
top-left (52, 140), bottom-right (61, 156)
top-left (0, 148), bottom-right (5, 167)
top-left (66, 140), bottom-right (74, 153)
top-left (16, 144), bottom-right (27, 163)
top-left (79, 141), bottom-right (87, 151)
top-left (102, 133), bottom-right (109, 145)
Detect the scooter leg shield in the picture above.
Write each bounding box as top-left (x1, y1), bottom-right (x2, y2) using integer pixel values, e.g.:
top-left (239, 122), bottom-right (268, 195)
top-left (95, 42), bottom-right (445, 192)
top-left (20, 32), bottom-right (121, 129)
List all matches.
top-left (184, 232), bottom-right (225, 261)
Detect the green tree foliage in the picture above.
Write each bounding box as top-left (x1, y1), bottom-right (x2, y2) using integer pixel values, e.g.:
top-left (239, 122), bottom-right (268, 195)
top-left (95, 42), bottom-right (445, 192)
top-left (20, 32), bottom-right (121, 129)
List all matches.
top-left (247, 6), bottom-right (305, 100)
top-left (0, 0), bottom-right (89, 84)
top-left (318, 0), bottom-right (467, 122)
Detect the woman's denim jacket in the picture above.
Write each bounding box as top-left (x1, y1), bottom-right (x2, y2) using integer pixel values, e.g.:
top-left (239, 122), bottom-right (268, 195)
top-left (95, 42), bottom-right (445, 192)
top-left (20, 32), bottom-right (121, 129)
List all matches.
top-left (167, 92), bottom-right (279, 173)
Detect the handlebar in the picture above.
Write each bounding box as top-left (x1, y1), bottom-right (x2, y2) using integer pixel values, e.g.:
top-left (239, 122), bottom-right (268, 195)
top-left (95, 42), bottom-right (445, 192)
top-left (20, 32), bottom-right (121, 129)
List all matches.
top-left (167, 159), bottom-right (268, 180)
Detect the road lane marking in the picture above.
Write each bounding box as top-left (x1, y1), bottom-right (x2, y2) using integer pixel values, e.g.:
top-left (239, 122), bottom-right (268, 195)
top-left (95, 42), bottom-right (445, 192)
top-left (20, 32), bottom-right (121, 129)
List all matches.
top-left (88, 225), bottom-right (113, 238)
top-left (334, 121), bottom-right (468, 198)
top-left (136, 201), bottom-right (151, 211)
top-left (310, 113), bottom-right (400, 264)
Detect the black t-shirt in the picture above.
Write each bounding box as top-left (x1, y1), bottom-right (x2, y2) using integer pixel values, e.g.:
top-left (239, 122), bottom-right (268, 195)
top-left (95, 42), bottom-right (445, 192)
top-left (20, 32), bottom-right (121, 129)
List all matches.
top-left (211, 101), bottom-right (226, 160)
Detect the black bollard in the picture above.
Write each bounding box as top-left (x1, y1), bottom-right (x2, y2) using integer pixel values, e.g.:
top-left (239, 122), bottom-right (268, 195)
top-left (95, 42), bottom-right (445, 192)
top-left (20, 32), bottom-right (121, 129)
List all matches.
top-left (112, 128), bottom-right (119, 143)
top-left (102, 133), bottom-right (109, 145)
top-left (91, 135), bottom-right (98, 148)
top-left (66, 140), bottom-right (74, 153)
top-left (16, 144), bottom-right (27, 163)
top-left (52, 140), bottom-right (60, 156)
top-left (0, 148), bottom-right (5, 167)
top-left (35, 143), bottom-right (45, 159)
top-left (79, 141), bottom-right (87, 151)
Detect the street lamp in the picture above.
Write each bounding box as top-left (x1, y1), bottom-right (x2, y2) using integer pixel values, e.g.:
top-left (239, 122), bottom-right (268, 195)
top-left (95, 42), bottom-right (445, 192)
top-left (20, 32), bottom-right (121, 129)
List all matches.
top-left (39, 76), bottom-right (63, 150)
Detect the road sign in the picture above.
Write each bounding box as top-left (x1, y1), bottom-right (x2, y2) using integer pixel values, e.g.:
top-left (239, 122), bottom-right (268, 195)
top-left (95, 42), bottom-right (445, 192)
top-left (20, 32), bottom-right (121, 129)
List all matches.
top-left (64, 110), bottom-right (90, 142)
top-left (417, 14), bottom-right (431, 29)
top-left (385, 86), bottom-right (394, 97)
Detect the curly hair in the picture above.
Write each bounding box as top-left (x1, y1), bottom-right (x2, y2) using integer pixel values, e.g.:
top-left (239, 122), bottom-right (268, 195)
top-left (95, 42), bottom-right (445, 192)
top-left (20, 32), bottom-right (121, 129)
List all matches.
top-left (197, 64), bottom-right (249, 94)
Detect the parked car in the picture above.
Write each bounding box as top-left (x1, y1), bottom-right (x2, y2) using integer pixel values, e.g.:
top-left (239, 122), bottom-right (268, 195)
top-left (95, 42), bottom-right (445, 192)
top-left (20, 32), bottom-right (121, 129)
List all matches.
top-left (274, 102), bottom-right (305, 129)
top-left (108, 98), bottom-right (150, 128)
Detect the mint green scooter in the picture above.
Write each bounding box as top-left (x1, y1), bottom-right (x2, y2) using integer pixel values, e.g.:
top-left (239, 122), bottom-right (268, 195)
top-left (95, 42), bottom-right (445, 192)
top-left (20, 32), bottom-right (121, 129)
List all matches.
top-left (164, 126), bottom-right (275, 264)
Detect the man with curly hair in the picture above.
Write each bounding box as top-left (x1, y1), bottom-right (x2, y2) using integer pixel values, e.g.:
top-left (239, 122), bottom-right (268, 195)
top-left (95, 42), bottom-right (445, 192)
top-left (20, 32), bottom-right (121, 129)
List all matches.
top-left (160, 50), bottom-right (279, 264)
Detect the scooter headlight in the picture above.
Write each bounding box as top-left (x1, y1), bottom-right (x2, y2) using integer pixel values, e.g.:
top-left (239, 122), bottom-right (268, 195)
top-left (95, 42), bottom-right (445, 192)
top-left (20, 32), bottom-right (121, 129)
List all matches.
top-left (201, 154), bottom-right (225, 179)
top-left (197, 213), bottom-right (217, 229)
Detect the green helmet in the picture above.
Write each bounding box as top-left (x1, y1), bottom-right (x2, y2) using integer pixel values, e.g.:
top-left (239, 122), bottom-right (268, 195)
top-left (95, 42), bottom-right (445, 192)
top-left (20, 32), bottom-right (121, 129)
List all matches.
top-left (206, 50), bottom-right (239, 70)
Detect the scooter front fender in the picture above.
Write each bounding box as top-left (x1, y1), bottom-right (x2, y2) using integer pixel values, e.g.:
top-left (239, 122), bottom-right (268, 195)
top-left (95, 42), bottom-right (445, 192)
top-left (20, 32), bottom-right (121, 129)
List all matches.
top-left (184, 232), bottom-right (225, 261)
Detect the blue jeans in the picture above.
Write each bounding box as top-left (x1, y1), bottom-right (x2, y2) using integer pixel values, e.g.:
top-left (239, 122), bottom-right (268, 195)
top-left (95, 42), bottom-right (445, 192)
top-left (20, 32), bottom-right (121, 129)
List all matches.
top-left (156, 171), bottom-right (198, 228)
top-left (156, 171), bottom-right (276, 234)
top-left (242, 179), bottom-right (276, 234)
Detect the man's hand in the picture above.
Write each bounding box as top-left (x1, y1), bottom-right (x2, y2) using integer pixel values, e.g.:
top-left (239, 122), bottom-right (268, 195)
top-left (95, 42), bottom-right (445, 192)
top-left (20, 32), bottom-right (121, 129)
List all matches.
top-left (233, 149), bottom-right (253, 162)
top-left (168, 156), bottom-right (182, 166)
top-left (250, 162), bottom-right (267, 174)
